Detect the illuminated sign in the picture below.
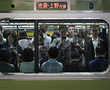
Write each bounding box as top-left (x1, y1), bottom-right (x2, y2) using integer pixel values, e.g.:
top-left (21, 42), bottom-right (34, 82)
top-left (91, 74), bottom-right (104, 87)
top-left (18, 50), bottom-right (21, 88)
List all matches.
top-left (37, 1), bottom-right (67, 10)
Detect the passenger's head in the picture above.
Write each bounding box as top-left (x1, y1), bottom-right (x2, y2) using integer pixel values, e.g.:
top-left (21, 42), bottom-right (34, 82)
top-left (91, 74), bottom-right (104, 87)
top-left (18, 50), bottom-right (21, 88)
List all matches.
top-left (21, 48), bottom-right (34, 62)
top-left (3, 30), bottom-right (11, 40)
top-left (0, 49), bottom-right (10, 63)
top-left (48, 47), bottom-right (59, 59)
top-left (8, 32), bottom-right (17, 45)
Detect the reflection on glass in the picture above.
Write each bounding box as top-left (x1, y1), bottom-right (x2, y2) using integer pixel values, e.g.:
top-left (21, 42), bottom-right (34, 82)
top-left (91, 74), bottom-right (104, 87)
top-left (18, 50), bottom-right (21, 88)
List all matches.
top-left (38, 22), bottom-right (108, 72)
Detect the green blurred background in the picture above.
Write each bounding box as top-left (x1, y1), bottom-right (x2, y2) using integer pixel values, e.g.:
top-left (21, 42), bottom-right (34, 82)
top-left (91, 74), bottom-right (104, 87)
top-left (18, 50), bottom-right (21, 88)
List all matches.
top-left (0, 80), bottom-right (110, 90)
top-left (0, 0), bottom-right (110, 11)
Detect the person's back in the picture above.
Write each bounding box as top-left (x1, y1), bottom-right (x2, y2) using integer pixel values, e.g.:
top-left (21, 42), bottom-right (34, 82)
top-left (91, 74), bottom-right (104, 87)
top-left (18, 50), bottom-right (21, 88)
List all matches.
top-left (20, 61), bottom-right (34, 73)
top-left (41, 47), bottom-right (63, 73)
top-left (41, 58), bottom-right (63, 73)
top-left (88, 47), bottom-right (108, 72)
top-left (20, 48), bottom-right (34, 73)
top-left (18, 31), bottom-right (32, 50)
top-left (88, 58), bottom-right (108, 72)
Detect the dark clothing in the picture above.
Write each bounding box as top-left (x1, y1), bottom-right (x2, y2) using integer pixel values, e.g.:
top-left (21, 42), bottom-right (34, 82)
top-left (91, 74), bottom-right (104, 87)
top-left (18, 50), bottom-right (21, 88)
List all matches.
top-left (0, 62), bottom-right (15, 73)
top-left (0, 42), bottom-right (7, 50)
top-left (88, 58), bottom-right (108, 72)
top-left (84, 38), bottom-right (95, 65)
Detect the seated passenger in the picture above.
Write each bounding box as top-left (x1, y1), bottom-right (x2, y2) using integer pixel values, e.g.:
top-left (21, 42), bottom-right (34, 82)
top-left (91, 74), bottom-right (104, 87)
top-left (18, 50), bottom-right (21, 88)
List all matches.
top-left (0, 49), bottom-right (15, 73)
top-left (20, 48), bottom-right (34, 73)
top-left (41, 47), bottom-right (63, 73)
top-left (88, 48), bottom-right (108, 72)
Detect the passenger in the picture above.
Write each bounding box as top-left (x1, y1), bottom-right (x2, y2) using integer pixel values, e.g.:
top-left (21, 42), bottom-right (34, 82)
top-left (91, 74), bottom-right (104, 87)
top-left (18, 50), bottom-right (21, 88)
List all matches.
top-left (41, 47), bottom-right (63, 73)
top-left (42, 29), bottom-right (52, 49)
top-left (88, 47), bottom-right (108, 72)
top-left (18, 31), bottom-right (32, 50)
top-left (84, 32), bottom-right (95, 69)
top-left (70, 28), bottom-right (79, 44)
top-left (57, 32), bottom-right (71, 71)
top-left (51, 32), bottom-right (57, 43)
top-left (92, 32), bottom-right (99, 57)
top-left (70, 54), bottom-right (81, 72)
top-left (7, 32), bottom-right (22, 53)
top-left (6, 32), bottom-right (22, 71)
top-left (50, 32), bottom-right (61, 48)
top-left (39, 46), bottom-right (48, 65)
top-left (20, 48), bottom-right (34, 73)
top-left (0, 49), bottom-right (15, 73)
top-left (3, 30), bottom-right (11, 42)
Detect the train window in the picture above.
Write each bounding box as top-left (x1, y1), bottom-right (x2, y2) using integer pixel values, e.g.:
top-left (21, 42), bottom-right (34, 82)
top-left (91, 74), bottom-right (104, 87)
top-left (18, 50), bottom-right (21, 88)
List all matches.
top-left (0, 19), bottom-right (35, 73)
top-left (0, 19), bottom-right (109, 73)
top-left (38, 19), bottom-right (109, 73)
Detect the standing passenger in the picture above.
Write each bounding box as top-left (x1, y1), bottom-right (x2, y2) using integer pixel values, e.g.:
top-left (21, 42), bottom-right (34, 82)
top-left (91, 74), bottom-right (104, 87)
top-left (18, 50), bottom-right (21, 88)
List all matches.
top-left (41, 47), bottom-right (63, 73)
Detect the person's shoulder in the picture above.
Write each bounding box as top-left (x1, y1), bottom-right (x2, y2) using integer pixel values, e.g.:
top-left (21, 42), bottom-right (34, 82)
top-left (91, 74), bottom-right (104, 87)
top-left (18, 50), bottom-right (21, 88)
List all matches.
top-left (55, 60), bottom-right (63, 66)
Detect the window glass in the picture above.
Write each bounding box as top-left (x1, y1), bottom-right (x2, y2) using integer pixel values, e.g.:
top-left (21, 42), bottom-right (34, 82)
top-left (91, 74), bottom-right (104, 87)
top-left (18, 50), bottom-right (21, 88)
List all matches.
top-left (0, 20), bottom-right (35, 73)
top-left (38, 20), bottom-right (109, 72)
top-left (0, 19), bottom-right (109, 73)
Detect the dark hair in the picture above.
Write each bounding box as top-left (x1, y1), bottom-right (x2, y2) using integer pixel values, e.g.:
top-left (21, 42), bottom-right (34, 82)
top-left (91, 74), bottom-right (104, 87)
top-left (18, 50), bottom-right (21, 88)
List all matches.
top-left (9, 32), bottom-right (18, 46)
top-left (21, 48), bottom-right (34, 62)
top-left (3, 30), bottom-right (11, 39)
top-left (0, 49), bottom-right (10, 62)
top-left (48, 47), bottom-right (59, 58)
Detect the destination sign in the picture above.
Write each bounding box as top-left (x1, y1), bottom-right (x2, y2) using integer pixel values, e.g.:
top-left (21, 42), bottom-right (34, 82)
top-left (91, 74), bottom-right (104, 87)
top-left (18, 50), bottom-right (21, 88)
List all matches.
top-left (37, 1), bottom-right (67, 10)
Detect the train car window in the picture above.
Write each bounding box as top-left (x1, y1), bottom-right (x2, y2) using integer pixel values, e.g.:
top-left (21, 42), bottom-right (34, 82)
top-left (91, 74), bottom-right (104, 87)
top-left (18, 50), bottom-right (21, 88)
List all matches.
top-left (0, 19), bottom-right (109, 73)
top-left (38, 19), bottom-right (109, 73)
top-left (0, 19), bottom-right (35, 73)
